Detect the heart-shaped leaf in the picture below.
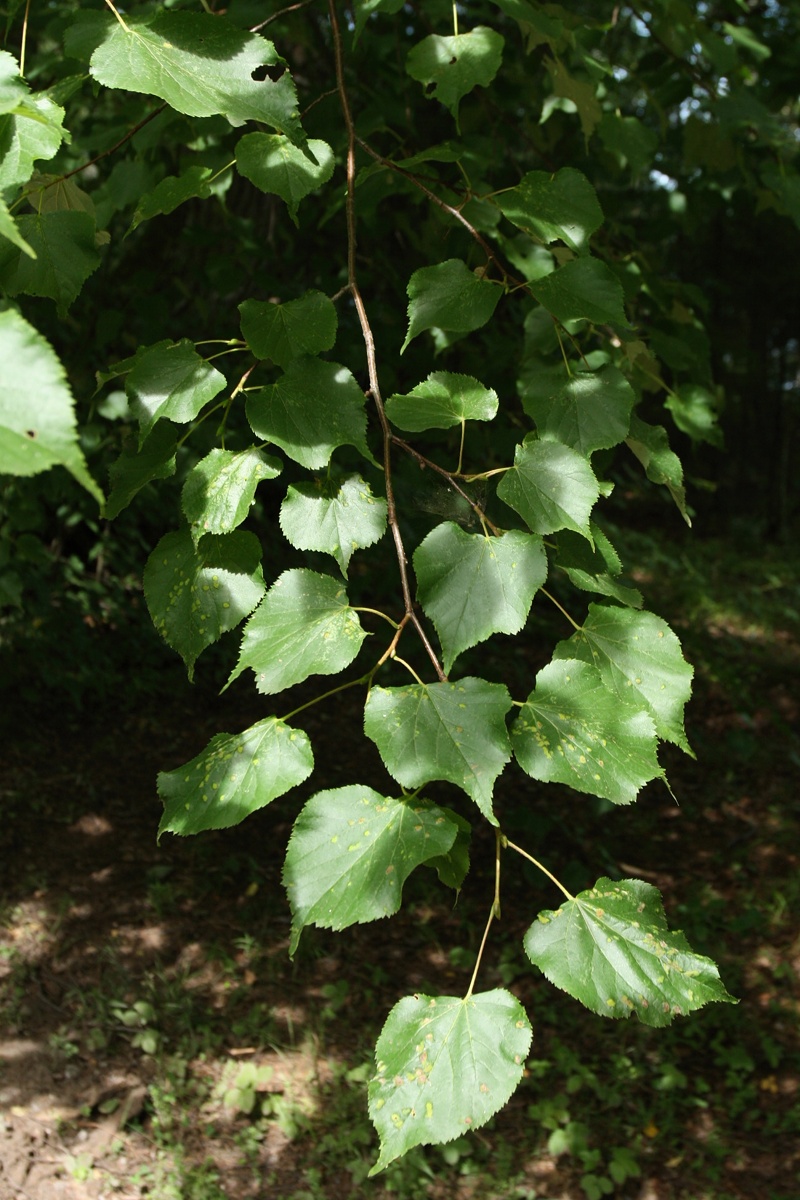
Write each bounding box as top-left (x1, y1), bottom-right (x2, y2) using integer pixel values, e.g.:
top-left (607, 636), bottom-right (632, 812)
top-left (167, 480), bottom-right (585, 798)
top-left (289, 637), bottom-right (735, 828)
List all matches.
top-left (524, 877), bottom-right (737, 1025)
top-left (369, 989), bottom-right (531, 1172)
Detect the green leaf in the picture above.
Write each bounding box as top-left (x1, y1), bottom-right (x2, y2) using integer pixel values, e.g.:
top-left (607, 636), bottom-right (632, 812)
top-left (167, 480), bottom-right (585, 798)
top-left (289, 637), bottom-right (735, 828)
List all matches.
top-left (284, 787), bottom-right (459, 950)
top-left (280, 473), bottom-right (387, 576)
top-left (105, 423), bottom-right (178, 519)
top-left (553, 603), bottom-right (694, 751)
top-left (386, 142), bottom-right (464, 170)
top-left (0, 49), bottom-right (27, 113)
top-left (555, 526), bottom-right (643, 609)
top-left (239, 290), bottom-right (337, 367)
top-left (126, 339), bottom-right (227, 445)
top-left (625, 414), bottom-right (691, 526)
top-left (511, 659), bottom-right (662, 804)
top-left (666, 383), bottom-right (722, 448)
top-left (182, 447), bottom-right (281, 543)
top-left (0, 308), bottom-right (102, 503)
top-left (364, 678), bottom-right (513, 822)
top-left (158, 717), bottom-right (313, 837)
top-left (406, 28), bottom-right (504, 127)
top-left (89, 11), bottom-right (303, 142)
top-left (546, 57), bottom-right (602, 144)
top-left (491, 0), bottom-right (563, 48)
top-left (414, 523), bottom-right (547, 672)
top-left (598, 113), bottom-right (658, 177)
top-left (22, 171), bottom-right (95, 216)
top-left (235, 135), bottom-right (334, 221)
top-left (246, 357), bottom-right (373, 469)
top-left (402, 259), bottom-right (503, 353)
top-left (721, 21), bottom-right (771, 62)
top-left (0, 211), bottom-right (101, 313)
top-left (530, 257), bottom-right (629, 328)
top-left (353, 0), bottom-right (404, 42)
top-left (524, 877), bottom-right (736, 1026)
top-left (386, 372), bottom-right (498, 431)
top-left (495, 168), bottom-right (603, 254)
top-left (520, 365), bottom-right (634, 456)
top-left (497, 437), bottom-right (600, 539)
top-left (368, 989), bottom-right (531, 1173)
top-left (143, 529), bottom-right (266, 679)
top-left (424, 809), bottom-right (471, 892)
top-left (96, 343), bottom-right (170, 390)
top-left (228, 568), bottom-right (366, 695)
top-left (0, 197), bottom-right (35, 257)
top-left (0, 79), bottom-right (66, 191)
top-left (130, 166), bottom-right (214, 231)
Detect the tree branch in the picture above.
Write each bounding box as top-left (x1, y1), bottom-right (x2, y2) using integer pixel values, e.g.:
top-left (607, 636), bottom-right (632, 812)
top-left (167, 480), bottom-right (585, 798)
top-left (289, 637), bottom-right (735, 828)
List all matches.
top-left (328, 0), bottom-right (446, 682)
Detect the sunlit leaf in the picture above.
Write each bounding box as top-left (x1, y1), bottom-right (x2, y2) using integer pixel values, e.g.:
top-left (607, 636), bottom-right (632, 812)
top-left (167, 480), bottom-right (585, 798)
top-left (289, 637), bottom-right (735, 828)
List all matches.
top-left (364, 678), bottom-right (513, 822)
top-left (280, 473), bottom-right (387, 575)
top-left (386, 372), bottom-right (498, 431)
top-left (0, 308), bottom-right (102, 502)
top-left (554, 603), bottom-right (694, 751)
top-left (512, 658), bottom-right (662, 803)
top-left (497, 436), bottom-right (600, 539)
top-left (524, 877), bottom-right (736, 1025)
top-left (0, 56), bottom-right (66, 191)
top-left (0, 198), bottom-right (34, 256)
top-left (90, 11), bottom-right (303, 141)
top-left (126, 339), bottom-right (227, 445)
top-left (402, 259), bottom-right (502, 352)
top-left (143, 529), bottom-right (266, 679)
top-left (182, 447), bottom-right (282, 543)
top-left (0, 211), bottom-right (101, 313)
top-left (666, 383), bottom-right (722, 447)
top-left (284, 787), bottom-right (459, 950)
top-left (246, 357), bottom-right (373, 469)
top-left (235, 135), bottom-right (334, 221)
top-left (228, 568), bottom-right (366, 695)
top-left (520, 365), bottom-right (634, 455)
top-left (414, 523), bottom-right (547, 672)
top-left (369, 990), bottom-right (531, 1172)
top-left (530, 257), bottom-right (629, 328)
top-left (158, 717), bottom-right (313, 837)
top-left (406, 28), bottom-right (504, 127)
top-left (625, 414), bottom-right (691, 526)
top-left (496, 167), bottom-right (602, 253)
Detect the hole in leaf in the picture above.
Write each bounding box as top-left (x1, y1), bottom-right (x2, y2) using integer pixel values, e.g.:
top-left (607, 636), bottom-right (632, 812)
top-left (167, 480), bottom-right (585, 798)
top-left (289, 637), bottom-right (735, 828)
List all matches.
top-left (252, 64), bottom-right (286, 83)
top-left (25, 430), bottom-right (37, 439)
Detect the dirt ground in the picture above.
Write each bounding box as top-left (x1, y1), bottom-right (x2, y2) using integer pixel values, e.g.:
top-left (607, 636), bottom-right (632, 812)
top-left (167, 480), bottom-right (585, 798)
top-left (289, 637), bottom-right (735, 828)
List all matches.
top-left (1, 572), bottom-right (799, 1200)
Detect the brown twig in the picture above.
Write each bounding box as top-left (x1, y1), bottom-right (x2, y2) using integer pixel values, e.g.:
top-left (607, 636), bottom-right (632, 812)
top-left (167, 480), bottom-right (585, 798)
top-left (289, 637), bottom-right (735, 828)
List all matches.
top-left (250, 0), bottom-right (317, 33)
top-left (356, 136), bottom-right (522, 288)
top-left (329, 0), bottom-right (446, 682)
top-left (391, 434), bottom-right (504, 536)
top-left (44, 105), bottom-right (167, 190)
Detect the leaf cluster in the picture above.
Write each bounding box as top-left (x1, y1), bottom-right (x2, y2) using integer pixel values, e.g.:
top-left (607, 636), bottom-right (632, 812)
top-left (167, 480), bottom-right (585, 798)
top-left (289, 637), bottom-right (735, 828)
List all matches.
top-left (5, 0), bottom-right (789, 1170)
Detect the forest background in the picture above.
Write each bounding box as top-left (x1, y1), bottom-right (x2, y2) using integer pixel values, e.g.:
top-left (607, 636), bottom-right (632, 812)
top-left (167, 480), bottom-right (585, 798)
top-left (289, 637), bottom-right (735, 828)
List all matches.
top-left (0, 0), bottom-right (799, 1198)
